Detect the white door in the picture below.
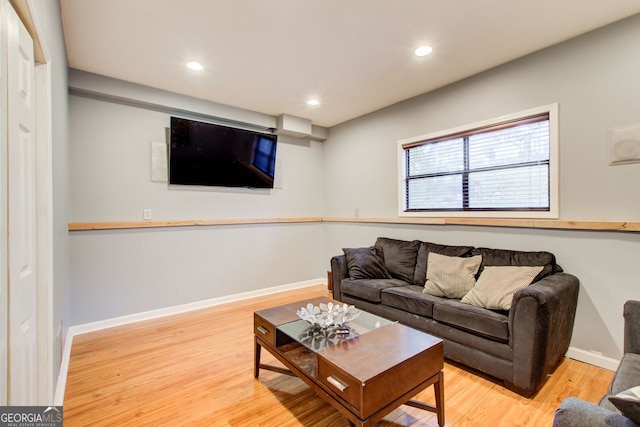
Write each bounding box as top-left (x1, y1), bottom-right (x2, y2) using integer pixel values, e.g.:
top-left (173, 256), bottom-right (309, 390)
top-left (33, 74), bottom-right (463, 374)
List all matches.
top-left (0, 0), bottom-right (9, 406)
top-left (5, 0), bottom-right (37, 405)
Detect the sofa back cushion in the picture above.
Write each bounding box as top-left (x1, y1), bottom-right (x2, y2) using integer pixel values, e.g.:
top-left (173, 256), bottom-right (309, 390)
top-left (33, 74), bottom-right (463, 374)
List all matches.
top-left (471, 247), bottom-right (560, 282)
top-left (413, 242), bottom-right (474, 286)
top-left (375, 237), bottom-right (420, 283)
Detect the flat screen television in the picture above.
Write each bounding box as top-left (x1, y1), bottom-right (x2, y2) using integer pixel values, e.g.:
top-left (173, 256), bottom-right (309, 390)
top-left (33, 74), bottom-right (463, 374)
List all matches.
top-left (169, 117), bottom-right (278, 189)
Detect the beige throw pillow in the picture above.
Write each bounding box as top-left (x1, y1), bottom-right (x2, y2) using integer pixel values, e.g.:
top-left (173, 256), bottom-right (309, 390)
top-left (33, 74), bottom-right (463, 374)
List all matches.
top-left (422, 252), bottom-right (483, 298)
top-left (461, 265), bottom-right (544, 310)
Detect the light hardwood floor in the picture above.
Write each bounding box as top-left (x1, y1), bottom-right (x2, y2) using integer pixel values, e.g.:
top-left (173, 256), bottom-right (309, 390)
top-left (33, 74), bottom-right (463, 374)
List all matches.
top-left (63, 285), bottom-right (613, 426)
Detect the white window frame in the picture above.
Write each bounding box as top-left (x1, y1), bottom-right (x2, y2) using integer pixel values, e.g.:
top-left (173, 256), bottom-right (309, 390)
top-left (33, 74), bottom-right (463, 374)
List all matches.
top-left (397, 103), bottom-right (559, 218)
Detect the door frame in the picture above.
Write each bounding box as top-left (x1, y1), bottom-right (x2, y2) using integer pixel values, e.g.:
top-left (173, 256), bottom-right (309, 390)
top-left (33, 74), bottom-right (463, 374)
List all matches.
top-left (35, 59), bottom-right (53, 405)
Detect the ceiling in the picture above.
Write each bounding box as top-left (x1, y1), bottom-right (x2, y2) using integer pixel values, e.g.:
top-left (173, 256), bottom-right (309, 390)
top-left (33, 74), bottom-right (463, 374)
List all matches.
top-left (60, 1), bottom-right (640, 128)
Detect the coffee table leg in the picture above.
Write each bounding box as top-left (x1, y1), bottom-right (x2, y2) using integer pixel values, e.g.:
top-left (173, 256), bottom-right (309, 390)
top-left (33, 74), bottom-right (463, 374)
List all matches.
top-left (434, 371), bottom-right (444, 427)
top-left (254, 337), bottom-right (261, 378)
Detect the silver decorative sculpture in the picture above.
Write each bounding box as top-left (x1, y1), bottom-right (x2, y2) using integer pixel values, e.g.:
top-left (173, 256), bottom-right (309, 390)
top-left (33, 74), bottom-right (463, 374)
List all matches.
top-left (296, 302), bottom-right (360, 328)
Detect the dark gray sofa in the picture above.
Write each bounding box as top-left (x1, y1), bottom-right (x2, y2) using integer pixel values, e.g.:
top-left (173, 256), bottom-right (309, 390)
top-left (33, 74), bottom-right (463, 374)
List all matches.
top-left (553, 300), bottom-right (640, 426)
top-left (330, 237), bottom-right (580, 396)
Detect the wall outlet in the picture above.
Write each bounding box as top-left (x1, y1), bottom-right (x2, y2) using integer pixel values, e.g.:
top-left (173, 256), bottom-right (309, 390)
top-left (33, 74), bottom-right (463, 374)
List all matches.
top-left (355, 208), bottom-right (360, 217)
top-left (143, 209), bottom-right (152, 220)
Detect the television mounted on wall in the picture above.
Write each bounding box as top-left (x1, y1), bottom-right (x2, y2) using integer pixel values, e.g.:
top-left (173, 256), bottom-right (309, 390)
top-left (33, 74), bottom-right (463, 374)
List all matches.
top-left (169, 117), bottom-right (278, 189)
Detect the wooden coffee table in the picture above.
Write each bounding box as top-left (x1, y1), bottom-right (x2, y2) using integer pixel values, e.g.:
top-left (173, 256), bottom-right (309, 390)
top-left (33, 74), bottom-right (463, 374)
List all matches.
top-left (254, 296), bottom-right (444, 426)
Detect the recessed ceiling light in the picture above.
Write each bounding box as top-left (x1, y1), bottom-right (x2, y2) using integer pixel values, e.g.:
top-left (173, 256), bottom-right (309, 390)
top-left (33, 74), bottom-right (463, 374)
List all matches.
top-left (186, 61), bottom-right (204, 71)
top-left (307, 99), bottom-right (320, 106)
top-left (414, 45), bottom-right (433, 57)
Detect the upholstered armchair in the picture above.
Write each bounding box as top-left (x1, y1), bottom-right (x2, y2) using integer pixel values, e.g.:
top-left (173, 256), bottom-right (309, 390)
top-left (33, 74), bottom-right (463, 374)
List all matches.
top-left (553, 300), bottom-right (640, 426)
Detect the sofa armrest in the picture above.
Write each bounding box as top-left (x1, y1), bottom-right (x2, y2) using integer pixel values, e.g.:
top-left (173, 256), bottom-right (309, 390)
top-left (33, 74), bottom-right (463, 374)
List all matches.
top-left (330, 255), bottom-right (349, 301)
top-left (553, 397), bottom-right (636, 427)
top-left (509, 272), bottom-right (580, 393)
top-left (624, 300), bottom-right (640, 355)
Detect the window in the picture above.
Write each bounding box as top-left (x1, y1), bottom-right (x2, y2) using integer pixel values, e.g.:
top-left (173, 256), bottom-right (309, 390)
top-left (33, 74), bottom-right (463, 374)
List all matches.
top-left (398, 104), bottom-right (558, 218)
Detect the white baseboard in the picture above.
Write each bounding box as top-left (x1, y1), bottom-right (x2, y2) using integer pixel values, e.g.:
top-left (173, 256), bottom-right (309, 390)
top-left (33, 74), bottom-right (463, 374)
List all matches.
top-left (53, 278), bottom-right (325, 405)
top-left (565, 347), bottom-right (620, 372)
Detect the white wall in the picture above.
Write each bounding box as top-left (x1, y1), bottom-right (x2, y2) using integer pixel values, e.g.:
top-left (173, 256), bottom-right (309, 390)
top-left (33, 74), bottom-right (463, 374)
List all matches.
top-left (70, 223), bottom-right (323, 324)
top-left (323, 14), bottom-right (640, 361)
top-left (69, 95), bottom-right (324, 221)
top-left (68, 81), bottom-right (325, 325)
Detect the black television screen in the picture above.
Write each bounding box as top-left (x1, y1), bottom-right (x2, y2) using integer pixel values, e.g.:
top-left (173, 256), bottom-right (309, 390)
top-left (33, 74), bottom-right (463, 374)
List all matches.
top-left (169, 117), bottom-right (278, 189)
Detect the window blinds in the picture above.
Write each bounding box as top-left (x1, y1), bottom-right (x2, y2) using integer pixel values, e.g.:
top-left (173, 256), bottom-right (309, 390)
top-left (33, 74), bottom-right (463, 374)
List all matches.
top-left (404, 115), bottom-right (550, 211)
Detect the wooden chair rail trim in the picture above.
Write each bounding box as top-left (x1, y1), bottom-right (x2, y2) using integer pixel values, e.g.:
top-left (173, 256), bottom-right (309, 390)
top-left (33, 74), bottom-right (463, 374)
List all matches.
top-left (323, 217), bottom-right (640, 232)
top-left (68, 217), bottom-right (640, 232)
top-left (68, 217), bottom-right (323, 231)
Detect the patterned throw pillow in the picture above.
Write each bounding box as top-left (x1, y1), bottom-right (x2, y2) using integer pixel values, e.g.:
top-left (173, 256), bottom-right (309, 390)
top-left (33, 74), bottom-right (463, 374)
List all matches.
top-left (422, 252), bottom-right (483, 299)
top-left (461, 265), bottom-right (543, 310)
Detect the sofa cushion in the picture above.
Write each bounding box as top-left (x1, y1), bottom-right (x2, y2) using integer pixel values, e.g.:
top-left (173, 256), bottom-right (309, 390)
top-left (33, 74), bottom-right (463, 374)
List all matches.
top-left (381, 285), bottom-right (445, 318)
top-left (609, 386), bottom-right (640, 424)
top-left (375, 237), bottom-right (420, 283)
top-left (413, 242), bottom-right (475, 286)
top-left (461, 265), bottom-right (543, 310)
top-left (422, 253), bottom-right (483, 298)
top-left (342, 246), bottom-right (391, 280)
top-left (472, 247), bottom-right (558, 282)
top-left (341, 278), bottom-right (407, 303)
top-left (433, 299), bottom-right (509, 342)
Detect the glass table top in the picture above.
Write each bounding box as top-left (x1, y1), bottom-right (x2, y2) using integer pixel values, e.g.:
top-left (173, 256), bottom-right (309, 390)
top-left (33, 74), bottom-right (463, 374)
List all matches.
top-left (277, 309), bottom-right (395, 352)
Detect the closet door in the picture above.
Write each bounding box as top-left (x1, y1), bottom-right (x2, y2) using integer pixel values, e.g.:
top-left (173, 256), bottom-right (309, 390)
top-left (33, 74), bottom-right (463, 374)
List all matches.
top-left (3, 0), bottom-right (37, 405)
top-left (0, 0), bottom-right (8, 406)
